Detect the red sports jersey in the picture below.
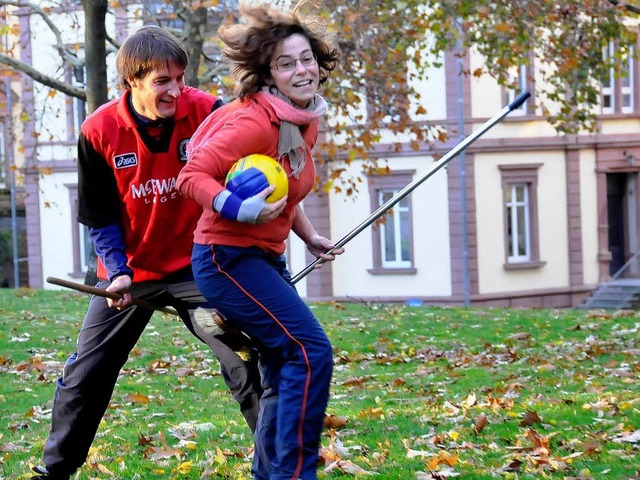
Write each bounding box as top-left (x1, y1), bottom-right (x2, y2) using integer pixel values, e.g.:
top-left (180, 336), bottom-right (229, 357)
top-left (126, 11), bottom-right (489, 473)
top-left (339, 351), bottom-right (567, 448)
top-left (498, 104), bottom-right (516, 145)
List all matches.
top-left (78, 87), bottom-right (219, 281)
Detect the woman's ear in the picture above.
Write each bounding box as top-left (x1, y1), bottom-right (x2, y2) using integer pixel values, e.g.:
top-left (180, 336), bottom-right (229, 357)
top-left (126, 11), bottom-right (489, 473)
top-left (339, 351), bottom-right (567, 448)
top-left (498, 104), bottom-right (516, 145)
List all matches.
top-left (265, 75), bottom-right (274, 87)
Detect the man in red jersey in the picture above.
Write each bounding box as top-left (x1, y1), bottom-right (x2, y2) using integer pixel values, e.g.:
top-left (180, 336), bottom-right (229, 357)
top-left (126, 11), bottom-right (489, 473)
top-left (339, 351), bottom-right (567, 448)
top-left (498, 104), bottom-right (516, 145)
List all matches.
top-left (31, 26), bottom-right (262, 480)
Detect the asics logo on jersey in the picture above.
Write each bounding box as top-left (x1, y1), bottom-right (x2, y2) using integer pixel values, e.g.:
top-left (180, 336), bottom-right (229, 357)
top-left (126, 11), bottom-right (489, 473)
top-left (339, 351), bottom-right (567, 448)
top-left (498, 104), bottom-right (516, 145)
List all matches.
top-left (114, 152), bottom-right (138, 169)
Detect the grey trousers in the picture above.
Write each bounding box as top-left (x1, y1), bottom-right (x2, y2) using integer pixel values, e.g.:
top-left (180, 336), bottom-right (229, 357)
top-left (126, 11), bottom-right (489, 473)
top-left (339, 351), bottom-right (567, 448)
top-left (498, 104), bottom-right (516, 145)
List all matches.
top-left (41, 277), bottom-right (262, 478)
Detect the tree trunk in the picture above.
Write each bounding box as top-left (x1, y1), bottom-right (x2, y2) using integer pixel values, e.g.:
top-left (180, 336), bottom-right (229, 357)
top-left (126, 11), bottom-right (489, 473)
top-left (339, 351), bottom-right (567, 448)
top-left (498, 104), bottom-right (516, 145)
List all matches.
top-left (82, 0), bottom-right (109, 112)
top-left (183, 7), bottom-right (208, 88)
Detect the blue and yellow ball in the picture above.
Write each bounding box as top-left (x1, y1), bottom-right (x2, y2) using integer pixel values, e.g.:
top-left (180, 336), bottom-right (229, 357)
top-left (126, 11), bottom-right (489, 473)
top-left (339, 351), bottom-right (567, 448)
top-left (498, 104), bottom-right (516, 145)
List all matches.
top-left (225, 154), bottom-right (288, 203)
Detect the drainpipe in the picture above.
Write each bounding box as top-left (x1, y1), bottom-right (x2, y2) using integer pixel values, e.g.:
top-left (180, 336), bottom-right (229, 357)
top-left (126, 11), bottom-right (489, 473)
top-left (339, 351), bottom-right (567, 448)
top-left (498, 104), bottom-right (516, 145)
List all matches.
top-left (456, 18), bottom-right (470, 306)
top-left (5, 35), bottom-right (20, 287)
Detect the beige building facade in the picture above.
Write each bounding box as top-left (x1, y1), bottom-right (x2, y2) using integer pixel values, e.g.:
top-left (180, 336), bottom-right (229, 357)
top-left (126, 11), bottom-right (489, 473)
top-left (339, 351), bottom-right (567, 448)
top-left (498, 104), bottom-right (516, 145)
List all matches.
top-left (4, 5), bottom-right (639, 308)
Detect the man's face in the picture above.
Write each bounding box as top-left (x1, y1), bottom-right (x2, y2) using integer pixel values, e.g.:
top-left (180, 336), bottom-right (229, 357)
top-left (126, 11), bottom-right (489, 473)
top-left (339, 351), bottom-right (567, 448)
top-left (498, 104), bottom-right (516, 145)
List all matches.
top-left (129, 61), bottom-right (185, 121)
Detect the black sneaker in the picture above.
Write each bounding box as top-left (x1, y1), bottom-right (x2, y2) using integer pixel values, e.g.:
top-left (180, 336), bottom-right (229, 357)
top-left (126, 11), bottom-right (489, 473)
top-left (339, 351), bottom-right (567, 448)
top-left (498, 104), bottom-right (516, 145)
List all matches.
top-left (31, 465), bottom-right (70, 480)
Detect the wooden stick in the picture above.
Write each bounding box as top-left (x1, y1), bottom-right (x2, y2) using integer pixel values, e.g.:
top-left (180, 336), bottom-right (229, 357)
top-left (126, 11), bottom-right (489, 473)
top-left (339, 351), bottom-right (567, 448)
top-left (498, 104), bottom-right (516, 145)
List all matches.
top-left (46, 276), bottom-right (179, 316)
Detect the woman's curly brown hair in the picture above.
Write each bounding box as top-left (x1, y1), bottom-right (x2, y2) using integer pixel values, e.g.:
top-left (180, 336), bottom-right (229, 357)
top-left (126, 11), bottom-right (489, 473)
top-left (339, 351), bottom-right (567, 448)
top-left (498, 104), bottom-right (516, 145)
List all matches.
top-left (218, 1), bottom-right (339, 99)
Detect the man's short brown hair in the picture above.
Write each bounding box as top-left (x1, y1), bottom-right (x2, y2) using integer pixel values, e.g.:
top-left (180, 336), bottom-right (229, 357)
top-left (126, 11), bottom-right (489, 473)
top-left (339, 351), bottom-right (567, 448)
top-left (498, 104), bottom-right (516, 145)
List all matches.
top-left (116, 26), bottom-right (188, 91)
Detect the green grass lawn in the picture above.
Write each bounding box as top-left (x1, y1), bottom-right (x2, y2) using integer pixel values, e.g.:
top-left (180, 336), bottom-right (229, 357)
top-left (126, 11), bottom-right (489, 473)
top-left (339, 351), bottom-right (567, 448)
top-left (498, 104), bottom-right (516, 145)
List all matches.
top-left (1, 289), bottom-right (639, 479)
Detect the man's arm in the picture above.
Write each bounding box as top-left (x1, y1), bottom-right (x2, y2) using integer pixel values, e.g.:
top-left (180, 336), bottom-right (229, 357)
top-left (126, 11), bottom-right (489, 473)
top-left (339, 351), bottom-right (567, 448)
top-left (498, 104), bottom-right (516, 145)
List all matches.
top-left (77, 132), bottom-right (133, 306)
top-left (77, 132), bottom-right (122, 228)
top-left (88, 224), bottom-right (133, 282)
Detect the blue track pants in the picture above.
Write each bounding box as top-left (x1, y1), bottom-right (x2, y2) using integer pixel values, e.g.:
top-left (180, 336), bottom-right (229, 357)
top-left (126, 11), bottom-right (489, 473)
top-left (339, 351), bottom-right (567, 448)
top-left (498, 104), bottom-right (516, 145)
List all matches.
top-left (192, 244), bottom-right (333, 480)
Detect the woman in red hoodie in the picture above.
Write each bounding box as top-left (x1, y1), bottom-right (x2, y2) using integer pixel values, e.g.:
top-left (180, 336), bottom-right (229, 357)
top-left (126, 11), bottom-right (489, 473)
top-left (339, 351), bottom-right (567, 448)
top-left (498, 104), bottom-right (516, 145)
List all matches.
top-left (177, 2), bottom-right (343, 479)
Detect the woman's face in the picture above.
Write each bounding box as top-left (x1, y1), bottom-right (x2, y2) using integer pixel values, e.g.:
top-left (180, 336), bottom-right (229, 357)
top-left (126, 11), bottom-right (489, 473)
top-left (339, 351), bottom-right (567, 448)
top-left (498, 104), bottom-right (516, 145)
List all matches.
top-left (269, 33), bottom-right (319, 107)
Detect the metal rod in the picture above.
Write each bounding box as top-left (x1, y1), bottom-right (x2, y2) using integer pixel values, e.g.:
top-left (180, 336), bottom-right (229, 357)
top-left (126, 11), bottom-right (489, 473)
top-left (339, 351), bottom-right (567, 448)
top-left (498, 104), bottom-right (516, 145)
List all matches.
top-left (290, 91), bottom-right (531, 285)
top-left (46, 276), bottom-right (180, 316)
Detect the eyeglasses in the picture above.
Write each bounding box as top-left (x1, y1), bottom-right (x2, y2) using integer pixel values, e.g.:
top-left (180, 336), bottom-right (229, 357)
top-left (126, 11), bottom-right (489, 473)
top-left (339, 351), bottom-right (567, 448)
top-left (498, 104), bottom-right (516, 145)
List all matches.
top-left (270, 53), bottom-right (317, 72)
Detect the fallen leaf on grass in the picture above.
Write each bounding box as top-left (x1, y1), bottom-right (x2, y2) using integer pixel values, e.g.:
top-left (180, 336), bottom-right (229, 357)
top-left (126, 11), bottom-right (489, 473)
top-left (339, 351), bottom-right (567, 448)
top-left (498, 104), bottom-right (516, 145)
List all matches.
top-left (127, 392), bottom-right (150, 404)
top-left (93, 463), bottom-right (115, 476)
top-left (406, 447), bottom-right (432, 459)
top-left (416, 466), bottom-right (461, 478)
top-left (142, 445), bottom-right (183, 460)
top-left (561, 451), bottom-right (585, 461)
top-left (324, 414), bottom-right (349, 429)
top-left (509, 332), bottom-right (531, 341)
top-left (519, 410), bottom-right (542, 427)
top-left (357, 407), bottom-right (384, 419)
top-left (426, 451), bottom-right (458, 469)
top-left (460, 392), bottom-right (477, 409)
top-left (324, 459), bottom-right (373, 475)
top-left (612, 309), bottom-right (635, 318)
top-left (473, 413), bottom-right (488, 434)
top-left (342, 376), bottom-right (374, 387)
top-left (319, 446), bottom-right (341, 465)
top-left (0, 441), bottom-right (27, 452)
top-left (497, 458), bottom-right (523, 472)
top-left (175, 460), bottom-right (192, 474)
top-left (611, 429), bottom-right (640, 443)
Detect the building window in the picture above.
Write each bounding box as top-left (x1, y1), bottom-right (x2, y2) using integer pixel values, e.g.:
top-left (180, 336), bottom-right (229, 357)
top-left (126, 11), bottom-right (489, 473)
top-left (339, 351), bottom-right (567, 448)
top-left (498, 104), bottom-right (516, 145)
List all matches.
top-left (499, 164), bottom-right (545, 270)
top-left (602, 42), bottom-right (616, 113)
top-left (502, 60), bottom-right (534, 116)
top-left (505, 184), bottom-right (531, 261)
top-left (379, 190), bottom-right (411, 267)
top-left (621, 46), bottom-right (634, 113)
top-left (601, 42), bottom-right (635, 114)
top-left (367, 170), bottom-right (416, 275)
top-left (65, 63), bottom-right (87, 141)
top-left (67, 185), bottom-right (94, 276)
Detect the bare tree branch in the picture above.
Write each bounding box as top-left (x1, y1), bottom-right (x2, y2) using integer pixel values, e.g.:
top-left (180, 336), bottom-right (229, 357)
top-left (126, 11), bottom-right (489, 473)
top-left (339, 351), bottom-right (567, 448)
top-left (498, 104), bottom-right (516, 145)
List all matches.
top-left (608, 0), bottom-right (640, 14)
top-left (0, 53), bottom-right (86, 100)
top-left (106, 33), bottom-right (120, 51)
top-left (0, 0), bottom-right (84, 67)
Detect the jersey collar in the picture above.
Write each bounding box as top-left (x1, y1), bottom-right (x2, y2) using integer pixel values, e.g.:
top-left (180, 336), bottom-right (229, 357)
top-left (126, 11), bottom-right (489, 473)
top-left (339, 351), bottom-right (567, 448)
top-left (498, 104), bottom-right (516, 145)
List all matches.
top-left (116, 88), bottom-right (189, 128)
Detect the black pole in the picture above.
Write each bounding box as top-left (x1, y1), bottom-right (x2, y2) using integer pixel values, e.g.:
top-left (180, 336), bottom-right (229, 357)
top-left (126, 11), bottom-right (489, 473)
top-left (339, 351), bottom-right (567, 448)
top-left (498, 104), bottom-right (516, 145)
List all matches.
top-left (290, 91), bottom-right (531, 285)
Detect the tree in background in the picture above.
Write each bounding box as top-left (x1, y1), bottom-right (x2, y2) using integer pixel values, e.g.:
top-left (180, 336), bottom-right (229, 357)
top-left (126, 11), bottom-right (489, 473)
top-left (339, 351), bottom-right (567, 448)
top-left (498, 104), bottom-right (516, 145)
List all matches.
top-left (1, 0), bottom-right (639, 172)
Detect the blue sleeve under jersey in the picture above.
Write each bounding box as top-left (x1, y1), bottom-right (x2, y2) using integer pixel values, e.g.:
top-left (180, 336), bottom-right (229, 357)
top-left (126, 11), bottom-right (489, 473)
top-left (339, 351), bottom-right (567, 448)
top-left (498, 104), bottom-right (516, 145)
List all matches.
top-left (89, 223), bottom-right (134, 282)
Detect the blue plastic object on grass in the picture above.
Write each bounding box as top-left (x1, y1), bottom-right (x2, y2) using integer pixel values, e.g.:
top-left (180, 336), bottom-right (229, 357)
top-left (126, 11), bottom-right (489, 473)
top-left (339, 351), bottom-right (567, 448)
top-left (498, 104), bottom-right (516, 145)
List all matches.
top-left (405, 298), bottom-right (423, 307)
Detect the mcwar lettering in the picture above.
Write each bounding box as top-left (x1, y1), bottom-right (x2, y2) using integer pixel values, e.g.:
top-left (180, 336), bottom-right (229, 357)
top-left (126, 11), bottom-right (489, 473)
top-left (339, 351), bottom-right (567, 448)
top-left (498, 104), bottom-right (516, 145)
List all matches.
top-left (131, 177), bottom-right (179, 199)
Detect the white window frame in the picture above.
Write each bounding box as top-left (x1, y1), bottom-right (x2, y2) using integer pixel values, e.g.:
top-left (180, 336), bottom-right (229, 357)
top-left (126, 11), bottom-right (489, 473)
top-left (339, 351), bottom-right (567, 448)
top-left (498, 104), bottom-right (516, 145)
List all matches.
top-left (499, 164), bottom-right (545, 270)
top-left (506, 184), bottom-right (531, 263)
top-left (378, 190), bottom-right (412, 268)
top-left (621, 46), bottom-right (634, 113)
top-left (506, 64), bottom-right (528, 116)
top-left (601, 42), bottom-right (635, 114)
top-left (79, 224), bottom-right (93, 273)
top-left (367, 170), bottom-right (416, 275)
top-left (67, 185), bottom-right (95, 276)
top-left (602, 42), bottom-right (616, 114)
